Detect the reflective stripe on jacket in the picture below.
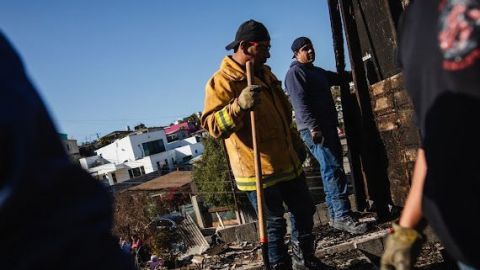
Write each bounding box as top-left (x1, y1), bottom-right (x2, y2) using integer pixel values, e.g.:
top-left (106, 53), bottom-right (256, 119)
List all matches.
top-left (201, 56), bottom-right (303, 191)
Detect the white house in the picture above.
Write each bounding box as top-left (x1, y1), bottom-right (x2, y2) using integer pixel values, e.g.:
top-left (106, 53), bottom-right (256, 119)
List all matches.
top-left (79, 129), bottom-right (204, 185)
top-left (59, 133), bottom-right (80, 161)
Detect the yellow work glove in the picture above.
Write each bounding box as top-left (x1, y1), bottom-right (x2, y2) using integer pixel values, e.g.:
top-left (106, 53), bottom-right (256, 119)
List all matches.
top-left (380, 223), bottom-right (421, 270)
top-left (237, 85), bottom-right (262, 111)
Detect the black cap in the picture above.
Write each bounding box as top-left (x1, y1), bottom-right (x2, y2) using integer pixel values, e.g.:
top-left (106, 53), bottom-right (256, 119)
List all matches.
top-left (291, 37), bottom-right (312, 56)
top-left (225, 20), bottom-right (270, 50)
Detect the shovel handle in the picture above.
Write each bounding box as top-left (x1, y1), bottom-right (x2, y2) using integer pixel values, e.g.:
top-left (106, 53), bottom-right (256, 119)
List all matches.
top-left (246, 61), bottom-right (269, 269)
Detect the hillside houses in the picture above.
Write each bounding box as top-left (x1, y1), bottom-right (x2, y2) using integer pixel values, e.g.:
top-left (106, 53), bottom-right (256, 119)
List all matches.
top-left (79, 126), bottom-right (204, 186)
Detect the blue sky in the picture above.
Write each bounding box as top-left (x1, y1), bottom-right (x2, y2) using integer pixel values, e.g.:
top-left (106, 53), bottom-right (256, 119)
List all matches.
top-left (1, 1), bottom-right (341, 143)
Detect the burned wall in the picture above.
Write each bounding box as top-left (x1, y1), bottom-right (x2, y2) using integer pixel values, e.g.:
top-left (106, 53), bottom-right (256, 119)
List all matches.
top-left (368, 73), bottom-right (420, 205)
top-left (334, 0), bottom-right (420, 209)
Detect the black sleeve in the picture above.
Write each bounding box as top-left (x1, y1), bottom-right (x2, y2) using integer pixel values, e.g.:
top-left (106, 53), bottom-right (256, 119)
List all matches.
top-left (324, 70), bottom-right (352, 86)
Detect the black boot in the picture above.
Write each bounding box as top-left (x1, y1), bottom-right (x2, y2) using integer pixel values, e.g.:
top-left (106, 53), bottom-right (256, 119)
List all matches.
top-left (271, 260), bottom-right (293, 270)
top-left (331, 213), bottom-right (368, 234)
top-left (291, 236), bottom-right (330, 270)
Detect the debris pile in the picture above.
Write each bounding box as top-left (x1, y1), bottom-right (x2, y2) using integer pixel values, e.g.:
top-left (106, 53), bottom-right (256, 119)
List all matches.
top-left (129, 208), bottom-right (447, 270)
top-left (189, 242), bottom-right (262, 270)
top-left (414, 242), bottom-right (446, 269)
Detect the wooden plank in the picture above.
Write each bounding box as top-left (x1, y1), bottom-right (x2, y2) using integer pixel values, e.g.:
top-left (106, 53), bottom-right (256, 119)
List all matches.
top-left (208, 206), bottom-right (231, 213)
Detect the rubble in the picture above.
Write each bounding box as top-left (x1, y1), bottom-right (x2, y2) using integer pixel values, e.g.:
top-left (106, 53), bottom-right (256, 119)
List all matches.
top-left (314, 222), bottom-right (389, 256)
top-left (216, 222), bottom-right (258, 244)
top-left (135, 206), bottom-right (446, 269)
top-left (190, 242), bottom-right (262, 270)
top-left (175, 221), bottom-right (448, 270)
top-left (172, 215), bottom-right (210, 259)
top-left (191, 255), bottom-right (204, 265)
top-left (182, 240), bottom-right (446, 270)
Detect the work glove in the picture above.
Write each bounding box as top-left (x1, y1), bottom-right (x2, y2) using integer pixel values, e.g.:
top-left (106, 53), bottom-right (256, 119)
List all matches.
top-left (237, 85), bottom-right (261, 111)
top-left (310, 127), bottom-right (324, 145)
top-left (381, 223), bottom-right (421, 270)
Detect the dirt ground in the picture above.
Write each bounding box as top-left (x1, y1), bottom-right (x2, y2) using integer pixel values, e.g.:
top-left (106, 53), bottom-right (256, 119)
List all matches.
top-left (320, 242), bottom-right (447, 270)
top-left (176, 219), bottom-right (453, 269)
top-left (314, 223), bottom-right (450, 270)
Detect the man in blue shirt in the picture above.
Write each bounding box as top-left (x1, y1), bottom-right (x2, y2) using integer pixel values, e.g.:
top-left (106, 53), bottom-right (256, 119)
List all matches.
top-left (284, 37), bottom-right (367, 235)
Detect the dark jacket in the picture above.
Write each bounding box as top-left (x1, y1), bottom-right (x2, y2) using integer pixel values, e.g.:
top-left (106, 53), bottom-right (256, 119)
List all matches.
top-left (284, 61), bottom-right (341, 131)
top-left (0, 32), bottom-right (134, 270)
top-left (398, 0), bottom-right (480, 267)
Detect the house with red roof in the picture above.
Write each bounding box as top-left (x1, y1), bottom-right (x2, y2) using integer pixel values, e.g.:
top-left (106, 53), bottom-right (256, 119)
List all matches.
top-left (164, 121), bottom-right (198, 142)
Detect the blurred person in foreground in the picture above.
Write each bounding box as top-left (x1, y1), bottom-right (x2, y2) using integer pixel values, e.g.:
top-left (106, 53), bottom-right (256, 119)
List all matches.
top-left (380, 0), bottom-right (480, 269)
top-left (0, 32), bottom-right (134, 270)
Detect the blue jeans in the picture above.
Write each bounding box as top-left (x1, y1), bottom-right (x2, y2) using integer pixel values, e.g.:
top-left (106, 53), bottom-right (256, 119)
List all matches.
top-left (247, 175), bottom-right (316, 265)
top-left (300, 128), bottom-right (350, 219)
top-left (458, 262), bottom-right (478, 270)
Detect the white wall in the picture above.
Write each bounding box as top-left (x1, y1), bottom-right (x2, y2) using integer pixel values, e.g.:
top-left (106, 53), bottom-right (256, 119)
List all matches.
top-left (144, 150), bottom-right (177, 173)
top-left (95, 137), bottom-right (135, 164)
top-left (184, 136), bottom-right (199, 144)
top-left (95, 129), bottom-right (168, 163)
top-left (63, 139), bottom-right (79, 155)
top-left (124, 158), bottom-right (154, 175)
top-left (126, 130), bottom-right (168, 160)
top-left (166, 140), bottom-right (184, 150)
top-left (117, 149), bottom-right (177, 175)
top-left (89, 163), bottom-right (118, 174)
top-left (106, 169), bottom-right (131, 185)
top-left (174, 143), bottom-right (204, 162)
top-left (191, 143), bottom-right (204, 156)
top-left (166, 135), bottom-right (199, 150)
top-left (80, 156), bottom-right (104, 170)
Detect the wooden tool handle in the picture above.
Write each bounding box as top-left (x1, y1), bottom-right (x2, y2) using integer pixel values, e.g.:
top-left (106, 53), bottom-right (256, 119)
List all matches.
top-left (246, 61), bottom-right (267, 246)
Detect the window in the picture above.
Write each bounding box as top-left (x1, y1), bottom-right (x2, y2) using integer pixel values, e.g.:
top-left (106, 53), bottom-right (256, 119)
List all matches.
top-left (128, 166), bottom-right (145, 178)
top-left (142, 139), bottom-right (165, 156)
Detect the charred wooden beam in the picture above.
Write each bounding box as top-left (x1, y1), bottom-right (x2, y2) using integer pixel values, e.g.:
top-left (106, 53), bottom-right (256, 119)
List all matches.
top-left (327, 0), bottom-right (367, 211)
top-left (339, 0), bottom-right (394, 218)
top-left (335, 0), bottom-right (421, 210)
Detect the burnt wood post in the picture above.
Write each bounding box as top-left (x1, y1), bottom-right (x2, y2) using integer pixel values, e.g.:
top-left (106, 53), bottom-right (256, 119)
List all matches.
top-left (338, 0), bottom-right (394, 218)
top-left (333, 0), bottom-right (421, 213)
top-left (327, 0), bottom-right (367, 211)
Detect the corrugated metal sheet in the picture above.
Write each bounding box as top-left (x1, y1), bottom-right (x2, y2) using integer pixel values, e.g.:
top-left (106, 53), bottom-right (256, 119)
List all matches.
top-left (178, 215), bottom-right (209, 257)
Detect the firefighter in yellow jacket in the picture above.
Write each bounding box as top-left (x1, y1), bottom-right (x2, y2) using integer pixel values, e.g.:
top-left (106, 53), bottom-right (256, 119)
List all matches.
top-left (201, 20), bottom-right (328, 270)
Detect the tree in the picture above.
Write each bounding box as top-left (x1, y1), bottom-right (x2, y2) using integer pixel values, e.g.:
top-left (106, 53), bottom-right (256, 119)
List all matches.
top-left (192, 136), bottom-right (234, 208)
top-left (79, 141), bottom-right (96, 157)
top-left (182, 112), bottom-right (200, 123)
top-left (134, 123), bottom-right (147, 130)
top-left (113, 193), bottom-right (167, 253)
top-left (182, 112), bottom-right (201, 130)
